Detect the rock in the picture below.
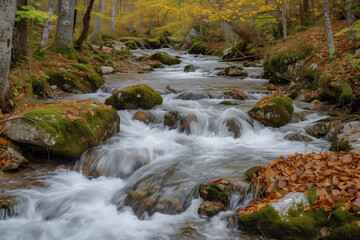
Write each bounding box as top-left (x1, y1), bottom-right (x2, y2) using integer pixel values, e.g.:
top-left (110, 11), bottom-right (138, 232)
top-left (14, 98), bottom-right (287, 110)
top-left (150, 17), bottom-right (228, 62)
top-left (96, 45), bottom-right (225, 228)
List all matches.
top-left (355, 49), bottom-right (360, 58)
top-left (133, 111), bottom-right (155, 125)
top-left (238, 193), bottom-right (324, 239)
top-left (0, 196), bottom-right (16, 219)
top-left (188, 41), bottom-right (207, 55)
top-left (183, 28), bottom-right (199, 49)
top-left (307, 100), bottom-right (326, 111)
top-left (284, 132), bottom-right (312, 142)
top-left (148, 61), bottom-right (163, 69)
top-left (164, 85), bottom-right (181, 94)
top-left (224, 66), bottom-right (248, 77)
top-left (164, 111), bottom-right (180, 129)
top-left (219, 101), bottom-right (237, 105)
top-left (76, 148), bottom-right (149, 178)
top-left (149, 52), bottom-right (181, 65)
top-left (224, 90), bottom-right (246, 100)
top-left (198, 201), bottom-right (224, 217)
top-left (226, 119), bottom-right (241, 138)
top-left (248, 94), bottom-right (294, 128)
top-left (105, 84), bottom-right (163, 110)
top-left (176, 91), bottom-right (211, 100)
top-left (0, 140), bottom-right (29, 172)
top-left (101, 66), bottom-right (115, 75)
top-left (199, 179), bottom-right (235, 206)
top-left (243, 61), bottom-right (257, 67)
top-left (184, 64), bottom-right (198, 72)
top-left (3, 100), bottom-right (120, 159)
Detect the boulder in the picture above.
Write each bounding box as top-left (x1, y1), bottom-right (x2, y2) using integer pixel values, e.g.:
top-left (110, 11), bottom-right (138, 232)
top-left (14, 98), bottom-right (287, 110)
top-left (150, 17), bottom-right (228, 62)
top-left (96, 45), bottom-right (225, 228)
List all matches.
top-left (224, 90), bottom-right (246, 100)
top-left (133, 111), bottom-right (155, 125)
top-left (307, 100), bottom-right (326, 111)
top-left (183, 28), bottom-right (199, 49)
top-left (101, 66), bottom-right (115, 75)
top-left (0, 140), bottom-right (29, 172)
top-left (248, 94), bottom-right (294, 128)
top-left (149, 52), bottom-right (181, 65)
top-left (176, 91), bottom-right (211, 100)
top-left (105, 84), bottom-right (163, 110)
top-left (3, 100), bottom-right (120, 159)
top-left (198, 201), bottom-right (224, 217)
top-left (226, 119), bottom-right (241, 138)
top-left (188, 42), bottom-right (207, 55)
top-left (184, 64), bottom-right (198, 72)
top-left (224, 66), bottom-right (248, 77)
top-left (164, 111), bottom-right (180, 129)
top-left (199, 179), bottom-right (235, 206)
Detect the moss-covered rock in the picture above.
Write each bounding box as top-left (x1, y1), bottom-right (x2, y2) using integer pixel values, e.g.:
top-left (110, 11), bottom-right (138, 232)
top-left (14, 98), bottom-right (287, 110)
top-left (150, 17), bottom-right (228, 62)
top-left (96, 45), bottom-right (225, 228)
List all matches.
top-left (105, 84), bottom-right (163, 110)
top-left (163, 110), bottom-right (180, 129)
top-left (245, 166), bottom-right (261, 182)
top-left (199, 180), bottom-right (234, 206)
top-left (149, 52), bottom-right (181, 65)
top-left (248, 93), bottom-right (294, 127)
top-left (3, 100), bottom-right (120, 159)
top-left (46, 64), bottom-right (104, 93)
top-left (133, 110), bottom-right (155, 125)
top-left (198, 201), bottom-right (224, 217)
top-left (125, 40), bottom-right (138, 50)
top-left (32, 77), bottom-right (50, 96)
top-left (188, 41), bottom-right (207, 55)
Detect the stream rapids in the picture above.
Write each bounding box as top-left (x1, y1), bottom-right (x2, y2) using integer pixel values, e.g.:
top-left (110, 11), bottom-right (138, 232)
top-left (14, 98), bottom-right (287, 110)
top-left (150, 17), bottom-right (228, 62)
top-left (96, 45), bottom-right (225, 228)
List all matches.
top-left (0, 49), bottom-right (330, 240)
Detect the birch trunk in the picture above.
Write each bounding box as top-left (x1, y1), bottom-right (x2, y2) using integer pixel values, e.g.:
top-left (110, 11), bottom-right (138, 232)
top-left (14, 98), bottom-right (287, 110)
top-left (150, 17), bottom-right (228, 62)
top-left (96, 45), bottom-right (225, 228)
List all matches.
top-left (11, 0), bottom-right (27, 66)
top-left (54, 0), bottom-right (76, 47)
top-left (135, 12), bottom-right (143, 34)
top-left (323, 0), bottom-right (335, 55)
top-left (221, 20), bottom-right (235, 43)
top-left (111, 1), bottom-right (116, 32)
top-left (40, 0), bottom-right (56, 48)
top-left (0, 0), bottom-right (17, 106)
top-left (282, 2), bottom-right (287, 39)
top-left (346, 0), bottom-right (356, 27)
top-left (91, 0), bottom-right (105, 42)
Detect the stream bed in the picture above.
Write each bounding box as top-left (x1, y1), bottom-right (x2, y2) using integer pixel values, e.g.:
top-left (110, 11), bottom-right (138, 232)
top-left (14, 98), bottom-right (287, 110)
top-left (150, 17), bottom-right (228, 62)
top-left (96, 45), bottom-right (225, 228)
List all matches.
top-left (0, 49), bottom-right (330, 240)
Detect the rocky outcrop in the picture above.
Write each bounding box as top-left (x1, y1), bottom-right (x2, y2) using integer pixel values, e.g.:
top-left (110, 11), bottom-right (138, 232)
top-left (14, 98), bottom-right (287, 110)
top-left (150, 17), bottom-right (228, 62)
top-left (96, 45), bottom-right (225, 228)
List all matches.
top-left (248, 94), bottom-right (294, 127)
top-left (149, 52), bottom-right (181, 65)
top-left (105, 84), bottom-right (163, 110)
top-left (163, 111), bottom-right (180, 129)
top-left (0, 139), bottom-right (28, 172)
top-left (3, 100), bottom-right (120, 159)
top-left (133, 111), bottom-right (155, 125)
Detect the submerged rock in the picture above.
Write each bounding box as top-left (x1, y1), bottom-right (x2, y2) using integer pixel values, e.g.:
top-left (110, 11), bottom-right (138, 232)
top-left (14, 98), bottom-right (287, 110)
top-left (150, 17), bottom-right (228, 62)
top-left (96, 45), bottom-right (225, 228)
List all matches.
top-left (224, 66), bottom-right (248, 77)
top-left (198, 201), bottom-right (224, 217)
top-left (149, 52), bottom-right (181, 65)
top-left (226, 119), bottom-right (241, 139)
top-left (248, 93), bottom-right (294, 127)
top-left (3, 100), bottom-right (120, 159)
top-left (105, 84), bottom-right (163, 110)
top-left (133, 111), bottom-right (155, 125)
top-left (184, 64), bottom-right (198, 72)
top-left (163, 111), bottom-right (180, 129)
top-left (176, 91), bottom-right (211, 100)
top-left (224, 90), bottom-right (246, 100)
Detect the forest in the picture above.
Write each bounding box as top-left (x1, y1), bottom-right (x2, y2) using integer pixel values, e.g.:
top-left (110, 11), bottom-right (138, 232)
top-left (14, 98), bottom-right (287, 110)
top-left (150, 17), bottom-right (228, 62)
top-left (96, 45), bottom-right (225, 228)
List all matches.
top-left (0, 0), bottom-right (360, 239)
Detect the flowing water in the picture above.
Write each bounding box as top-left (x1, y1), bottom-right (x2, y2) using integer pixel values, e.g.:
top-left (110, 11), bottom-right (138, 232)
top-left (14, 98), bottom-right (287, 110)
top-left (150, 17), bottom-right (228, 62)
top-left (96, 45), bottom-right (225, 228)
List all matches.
top-left (0, 49), bottom-right (330, 240)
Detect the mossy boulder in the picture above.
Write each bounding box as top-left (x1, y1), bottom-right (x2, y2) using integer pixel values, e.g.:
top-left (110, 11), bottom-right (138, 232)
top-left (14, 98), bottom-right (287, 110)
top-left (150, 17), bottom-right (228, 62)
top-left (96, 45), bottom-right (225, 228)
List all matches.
top-left (248, 93), bottom-right (294, 127)
top-left (105, 84), bottom-right (163, 110)
top-left (46, 65), bottom-right (104, 94)
top-left (124, 40), bottom-right (138, 50)
top-left (163, 110), bottom-right (180, 129)
top-left (199, 179), bottom-right (235, 206)
top-left (133, 110), bottom-right (155, 125)
top-left (3, 100), bottom-right (120, 159)
top-left (188, 41), bottom-right (207, 55)
top-left (224, 66), bottom-right (248, 77)
top-left (149, 52), bottom-right (181, 65)
top-left (198, 201), bottom-right (224, 217)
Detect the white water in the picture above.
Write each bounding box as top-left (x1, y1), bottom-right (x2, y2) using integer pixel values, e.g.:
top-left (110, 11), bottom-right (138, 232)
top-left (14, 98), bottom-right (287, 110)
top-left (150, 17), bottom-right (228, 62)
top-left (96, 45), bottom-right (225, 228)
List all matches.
top-left (0, 49), bottom-right (330, 239)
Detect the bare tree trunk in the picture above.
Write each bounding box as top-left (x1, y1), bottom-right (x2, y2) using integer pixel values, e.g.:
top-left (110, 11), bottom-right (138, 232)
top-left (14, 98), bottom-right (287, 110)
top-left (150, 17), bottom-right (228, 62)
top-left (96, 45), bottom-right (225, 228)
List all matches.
top-left (91, 0), bottom-right (105, 42)
top-left (346, 0), bottom-right (356, 27)
top-left (161, 9), bottom-right (169, 27)
top-left (323, 0), bottom-right (335, 55)
top-left (282, 2), bottom-right (287, 39)
top-left (54, 0), bottom-right (76, 47)
top-left (40, 0), bottom-right (56, 49)
top-left (74, 0), bottom-right (95, 49)
top-left (145, 10), bottom-right (160, 36)
top-left (11, 0), bottom-right (27, 67)
top-left (129, 3), bottom-right (135, 34)
top-left (221, 20), bottom-right (235, 43)
top-left (135, 12), bottom-right (143, 34)
top-left (0, 0), bottom-right (17, 106)
top-left (111, 1), bottom-right (116, 32)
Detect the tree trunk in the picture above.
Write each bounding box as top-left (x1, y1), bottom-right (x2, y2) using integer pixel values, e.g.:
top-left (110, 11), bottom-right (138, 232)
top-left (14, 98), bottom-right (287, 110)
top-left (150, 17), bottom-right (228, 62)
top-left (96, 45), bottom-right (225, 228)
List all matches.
top-left (11, 0), bottom-right (27, 67)
top-left (90, 0), bottom-right (105, 42)
top-left (40, 0), bottom-right (56, 49)
top-left (54, 0), bottom-right (76, 47)
top-left (221, 20), bottom-right (235, 43)
top-left (111, 1), bottom-right (116, 32)
top-left (282, 2), bottom-right (287, 39)
top-left (303, 0), bottom-right (310, 25)
top-left (323, 0), bottom-right (335, 55)
top-left (346, 0), bottom-right (356, 27)
top-left (135, 12), bottom-right (143, 34)
top-left (0, 0), bottom-right (17, 106)
top-left (145, 10), bottom-right (159, 36)
top-left (74, 0), bottom-right (94, 49)
top-left (161, 9), bottom-right (169, 27)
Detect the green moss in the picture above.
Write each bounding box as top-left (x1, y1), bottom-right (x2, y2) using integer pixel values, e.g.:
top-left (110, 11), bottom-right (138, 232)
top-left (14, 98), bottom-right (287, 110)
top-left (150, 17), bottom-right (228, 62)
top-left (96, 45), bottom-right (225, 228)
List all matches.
top-left (306, 188), bottom-right (318, 207)
top-left (93, 55), bottom-right (106, 64)
top-left (188, 41), bottom-right (207, 55)
top-left (42, 62), bottom-right (54, 68)
top-left (50, 45), bottom-right (78, 60)
top-left (238, 204), bottom-right (328, 239)
top-left (70, 63), bottom-right (91, 73)
top-left (105, 84), bottom-right (163, 110)
top-left (146, 38), bottom-right (162, 49)
top-left (22, 102), bottom-right (119, 159)
top-left (339, 82), bottom-right (353, 103)
top-left (293, 25), bottom-right (309, 34)
top-left (248, 94), bottom-right (294, 127)
top-left (125, 40), bottom-right (138, 50)
top-left (245, 166), bottom-right (261, 182)
top-left (329, 221), bottom-right (360, 240)
top-left (205, 183), bottom-right (229, 205)
top-left (32, 77), bottom-right (50, 96)
top-left (288, 90), bottom-right (298, 99)
top-left (77, 55), bottom-right (90, 64)
top-left (33, 48), bottom-right (46, 61)
top-left (329, 133), bottom-right (352, 152)
top-left (219, 101), bottom-right (237, 105)
top-left (149, 52), bottom-right (181, 65)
